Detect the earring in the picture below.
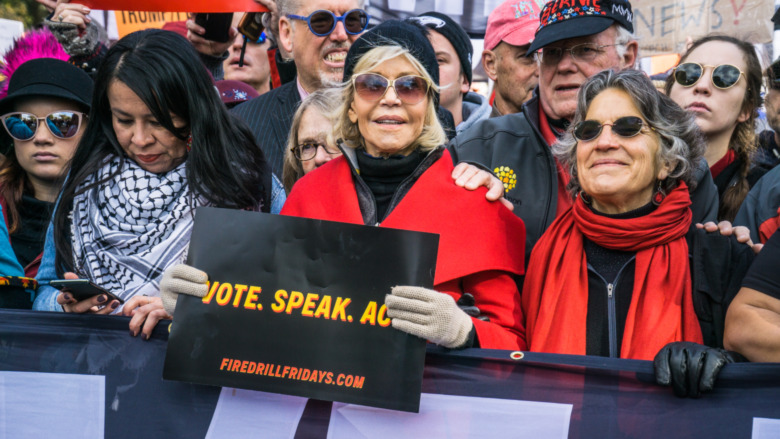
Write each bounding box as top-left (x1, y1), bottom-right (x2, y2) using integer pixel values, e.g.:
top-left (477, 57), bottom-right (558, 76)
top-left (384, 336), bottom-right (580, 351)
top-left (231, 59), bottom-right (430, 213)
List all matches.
top-left (652, 180), bottom-right (666, 206)
top-left (579, 190), bottom-right (592, 205)
top-left (186, 133), bottom-right (193, 152)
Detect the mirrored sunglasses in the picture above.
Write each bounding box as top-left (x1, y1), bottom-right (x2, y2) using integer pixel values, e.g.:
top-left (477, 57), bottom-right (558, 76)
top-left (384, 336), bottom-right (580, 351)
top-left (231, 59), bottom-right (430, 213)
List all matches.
top-left (673, 62), bottom-right (745, 90)
top-left (286, 9), bottom-right (369, 37)
top-left (1, 111), bottom-right (87, 141)
top-left (352, 74), bottom-right (430, 105)
top-left (573, 116), bottom-right (650, 142)
top-left (243, 31), bottom-right (267, 45)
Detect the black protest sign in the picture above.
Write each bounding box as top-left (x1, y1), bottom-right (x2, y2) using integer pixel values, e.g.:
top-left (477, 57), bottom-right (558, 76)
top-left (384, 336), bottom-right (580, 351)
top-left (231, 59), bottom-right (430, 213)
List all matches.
top-left (163, 207), bottom-right (438, 412)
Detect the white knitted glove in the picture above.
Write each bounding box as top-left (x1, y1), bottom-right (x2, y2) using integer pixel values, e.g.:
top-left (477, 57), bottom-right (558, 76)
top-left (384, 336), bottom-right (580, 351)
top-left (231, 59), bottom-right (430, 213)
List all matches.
top-left (385, 286), bottom-right (473, 349)
top-left (160, 264), bottom-right (209, 316)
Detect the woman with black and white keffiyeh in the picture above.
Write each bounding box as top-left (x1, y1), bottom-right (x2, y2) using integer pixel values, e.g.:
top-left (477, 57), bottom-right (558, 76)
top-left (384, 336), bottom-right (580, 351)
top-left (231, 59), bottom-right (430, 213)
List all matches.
top-left (33, 29), bottom-right (285, 339)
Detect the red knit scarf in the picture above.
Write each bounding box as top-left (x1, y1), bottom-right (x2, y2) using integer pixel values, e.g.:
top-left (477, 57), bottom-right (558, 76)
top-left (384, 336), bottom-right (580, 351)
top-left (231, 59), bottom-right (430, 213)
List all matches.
top-left (522, 182), bottom-right (703, 360)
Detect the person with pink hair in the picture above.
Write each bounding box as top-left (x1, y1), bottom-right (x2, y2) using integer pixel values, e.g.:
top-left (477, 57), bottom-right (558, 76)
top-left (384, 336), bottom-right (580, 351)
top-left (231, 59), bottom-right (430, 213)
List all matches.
top-left (0, 28), bottom-right (69, 99)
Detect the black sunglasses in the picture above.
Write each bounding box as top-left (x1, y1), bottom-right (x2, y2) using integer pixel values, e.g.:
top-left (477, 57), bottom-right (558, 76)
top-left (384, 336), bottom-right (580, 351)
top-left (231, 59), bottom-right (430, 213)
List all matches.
top-left (673, 62), bottom-right (745, 90)
top-left (573, 116), bottom-right (651, 142)
top-left (1, 111), bottom-right (87, 141)
top-left (352, 73), bottom-right (431, 104)
top-left (286, 9), bottom-right (369, 37)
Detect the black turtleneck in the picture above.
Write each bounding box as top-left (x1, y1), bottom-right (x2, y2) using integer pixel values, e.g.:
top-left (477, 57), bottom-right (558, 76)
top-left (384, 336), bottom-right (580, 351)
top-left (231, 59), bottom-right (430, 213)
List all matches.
top-left (584, 201), bottom-right (657, 357)
top-left (583, 201), bottom-right (656, 283)
top-left (9, 194), bottom-right (54, 268)
top-left (355, 149), bottom-right (426, 222)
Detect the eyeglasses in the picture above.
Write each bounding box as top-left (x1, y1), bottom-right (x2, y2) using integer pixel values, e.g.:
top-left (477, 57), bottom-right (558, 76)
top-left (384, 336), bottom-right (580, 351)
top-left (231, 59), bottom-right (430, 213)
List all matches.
top-left (243, 32), bottom-right (267, 45)
top-left (293, 142), bottom-right (340, 161)
top-left (1, 111), bottom-right (87, 141)
top-left (286, 9), bottom-right (370, 37)
top-left (538, 43), bottom-right (618, 66)
top-left (352, 74), bottom-right (431, 104)
top-left (673, 62), bottom-right (745, 90)
top-left (573, 116), bottom-right (651, 141)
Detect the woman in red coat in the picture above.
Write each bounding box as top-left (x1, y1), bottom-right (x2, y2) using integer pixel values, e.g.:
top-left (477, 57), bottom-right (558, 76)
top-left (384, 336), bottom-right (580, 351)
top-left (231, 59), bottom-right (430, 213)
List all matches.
top-left (279, 21), bottom-right (526, 350)
top-left (161, 20), bottom-right (527, 351)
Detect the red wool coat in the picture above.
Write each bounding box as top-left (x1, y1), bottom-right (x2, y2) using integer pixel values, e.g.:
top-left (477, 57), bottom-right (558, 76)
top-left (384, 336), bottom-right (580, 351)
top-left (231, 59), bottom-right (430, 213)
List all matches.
top-left (281, 149), bottom-right (527, 350)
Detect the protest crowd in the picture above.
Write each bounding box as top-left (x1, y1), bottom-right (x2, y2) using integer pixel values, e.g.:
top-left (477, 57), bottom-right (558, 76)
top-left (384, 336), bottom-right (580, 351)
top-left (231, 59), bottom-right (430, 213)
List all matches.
top-left (2, 0), bottom-right (780, 408)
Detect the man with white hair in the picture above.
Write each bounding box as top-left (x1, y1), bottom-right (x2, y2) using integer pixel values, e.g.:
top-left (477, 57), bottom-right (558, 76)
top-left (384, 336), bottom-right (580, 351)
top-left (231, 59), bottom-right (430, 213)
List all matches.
top-left (232, 0), bottom-right (369, 176)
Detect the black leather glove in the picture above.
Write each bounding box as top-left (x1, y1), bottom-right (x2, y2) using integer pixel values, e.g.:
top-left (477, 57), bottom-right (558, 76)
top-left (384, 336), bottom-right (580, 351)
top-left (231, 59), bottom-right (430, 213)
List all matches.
top-left (456, 293), bottom-right (489, 322)
top-left (653, 341), bottom-right (746, 398)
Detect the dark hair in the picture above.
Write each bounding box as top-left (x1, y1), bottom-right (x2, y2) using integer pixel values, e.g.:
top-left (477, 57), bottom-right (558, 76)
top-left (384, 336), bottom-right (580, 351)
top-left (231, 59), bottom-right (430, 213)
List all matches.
top-left (767, 58), bottom-right (780, 90)
top-left (664, 34), bottom-right (762, 222)
top-left (53, 29), bottom-right (271, 274)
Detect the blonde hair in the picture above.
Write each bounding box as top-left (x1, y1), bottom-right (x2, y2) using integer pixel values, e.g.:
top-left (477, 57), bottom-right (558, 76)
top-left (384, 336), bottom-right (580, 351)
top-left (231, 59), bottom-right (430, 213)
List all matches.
top-left (282, 88), bottom-right (341, 194)
top-left (334, 44), bottom-right (446, 154)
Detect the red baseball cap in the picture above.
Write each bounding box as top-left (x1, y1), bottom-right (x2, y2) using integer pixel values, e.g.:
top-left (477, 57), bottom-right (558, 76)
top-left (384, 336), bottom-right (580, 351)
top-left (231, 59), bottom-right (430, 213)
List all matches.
top-left (484, 0), bottom-right (543, 51)
top-left (216, 80), bottom-right (259, 107)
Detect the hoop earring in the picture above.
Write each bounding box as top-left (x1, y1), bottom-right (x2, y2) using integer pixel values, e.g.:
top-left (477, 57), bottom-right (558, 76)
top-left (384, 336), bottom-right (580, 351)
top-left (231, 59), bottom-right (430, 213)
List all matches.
top-left (652, 180), bottom-right (666, 206)
top-left (579, 190), bottom-right (592, 205)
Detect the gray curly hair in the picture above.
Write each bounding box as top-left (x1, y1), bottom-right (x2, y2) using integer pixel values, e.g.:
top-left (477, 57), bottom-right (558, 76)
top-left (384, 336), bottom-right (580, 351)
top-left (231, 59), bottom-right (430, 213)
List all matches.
top-left (553, 69), bottom-right (705, 196)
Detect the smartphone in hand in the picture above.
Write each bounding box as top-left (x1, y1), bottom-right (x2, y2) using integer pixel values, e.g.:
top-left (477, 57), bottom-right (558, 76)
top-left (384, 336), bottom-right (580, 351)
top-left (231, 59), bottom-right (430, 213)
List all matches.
top-left (49, 279), bottom-right (125, 304)
top-left (194, 13), bottom-right (234, 43)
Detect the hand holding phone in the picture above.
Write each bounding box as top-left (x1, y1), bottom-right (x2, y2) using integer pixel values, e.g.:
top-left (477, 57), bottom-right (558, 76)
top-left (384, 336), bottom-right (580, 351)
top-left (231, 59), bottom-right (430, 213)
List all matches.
top-left (50, 279), bottom-right (124, 304)
top-left (194, 13), bottom-right (233, 43)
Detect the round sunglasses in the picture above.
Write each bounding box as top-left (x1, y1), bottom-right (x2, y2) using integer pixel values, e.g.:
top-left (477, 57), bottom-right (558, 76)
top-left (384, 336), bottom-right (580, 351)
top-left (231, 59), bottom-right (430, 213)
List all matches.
top-left (1, 111), bottom-right (87, 141)
top-left (286, 9), bottom-right (369, 37)
top-left (573, 116), bottom-right (652, 142)
top-left (352, 74), bottom-right (431, 104)
top-left (673, 62), bottom-right (745, 90)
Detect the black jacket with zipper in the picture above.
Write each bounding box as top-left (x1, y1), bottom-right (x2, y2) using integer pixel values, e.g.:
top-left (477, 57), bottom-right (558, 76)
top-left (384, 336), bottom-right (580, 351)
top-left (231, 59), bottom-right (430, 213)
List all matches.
top-left (582, 227), bottom-right (755, 357)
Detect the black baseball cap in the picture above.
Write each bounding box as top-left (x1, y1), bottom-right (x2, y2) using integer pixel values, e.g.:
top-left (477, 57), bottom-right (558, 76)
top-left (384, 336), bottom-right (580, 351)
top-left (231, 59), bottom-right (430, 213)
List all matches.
top-left (528, 0), bottom-right (634, 53)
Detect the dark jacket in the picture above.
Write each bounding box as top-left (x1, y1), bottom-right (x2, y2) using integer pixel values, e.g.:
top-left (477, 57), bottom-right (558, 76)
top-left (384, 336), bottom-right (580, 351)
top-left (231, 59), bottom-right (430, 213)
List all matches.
top-left (231, 80), bottom-right (301, 177)
top-left (582, 228), bottom-right (755, 357)
top-left (755, 130), bottom-right (780, 170)
top-left (449, 91), bottom-right (720, 262)
top-left (734, 164), bottom-right (780, 243)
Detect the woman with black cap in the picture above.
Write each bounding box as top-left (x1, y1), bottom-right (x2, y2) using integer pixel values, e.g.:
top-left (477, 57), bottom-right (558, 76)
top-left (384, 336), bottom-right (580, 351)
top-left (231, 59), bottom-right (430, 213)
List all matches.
top-left (161, 21), bottom-right (527, 350)
top-left (0, 58), bottom-right (92, 283)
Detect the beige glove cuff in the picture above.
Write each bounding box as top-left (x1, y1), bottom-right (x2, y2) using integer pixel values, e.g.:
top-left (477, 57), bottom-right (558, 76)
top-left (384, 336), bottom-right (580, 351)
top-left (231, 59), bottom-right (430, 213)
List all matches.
top-left (160, 264), bottom-right (208, 316)
top-left (387, 286), bottom-right (474, 349)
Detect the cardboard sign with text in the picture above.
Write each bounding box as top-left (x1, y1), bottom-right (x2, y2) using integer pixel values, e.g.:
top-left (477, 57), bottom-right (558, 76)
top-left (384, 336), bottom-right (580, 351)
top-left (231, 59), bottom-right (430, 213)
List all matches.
top-left (114, 11), bottom-right (189, 38)
top-left (163, 207), bottom-right (438, 413)
top-left (632, 0), bottom-right (774, 56)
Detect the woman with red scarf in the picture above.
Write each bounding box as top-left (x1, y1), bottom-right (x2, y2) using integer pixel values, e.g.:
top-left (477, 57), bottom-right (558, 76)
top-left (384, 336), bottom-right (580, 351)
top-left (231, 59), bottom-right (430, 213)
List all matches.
top-left (523, 69), bottom-right (754, 397)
